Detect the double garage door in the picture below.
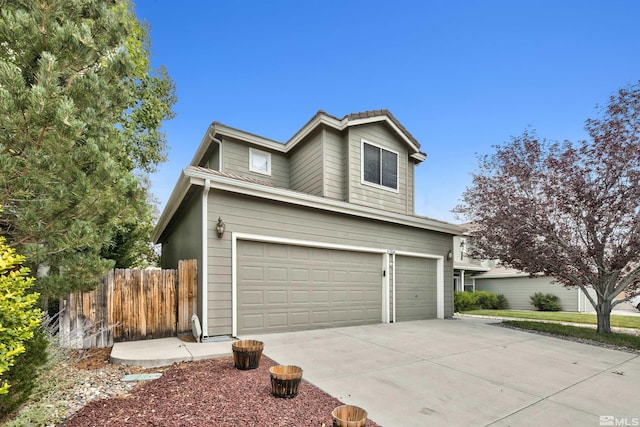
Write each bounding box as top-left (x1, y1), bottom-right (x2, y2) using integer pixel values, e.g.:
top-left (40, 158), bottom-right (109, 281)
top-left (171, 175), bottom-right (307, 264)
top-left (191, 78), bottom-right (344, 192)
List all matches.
top-left (237, 241), bottom-right (438, 335)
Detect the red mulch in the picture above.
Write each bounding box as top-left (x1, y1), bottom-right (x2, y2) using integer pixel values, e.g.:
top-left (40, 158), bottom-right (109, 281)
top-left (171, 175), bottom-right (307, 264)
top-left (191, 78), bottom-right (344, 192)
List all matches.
top-left (65, 356), bottom-right (380, 426)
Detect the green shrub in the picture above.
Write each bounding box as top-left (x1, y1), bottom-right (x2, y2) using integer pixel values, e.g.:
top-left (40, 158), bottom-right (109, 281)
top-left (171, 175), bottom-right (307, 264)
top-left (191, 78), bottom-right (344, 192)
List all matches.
top-left (454, 291), bottom-right (476, 312)
top-left (530, 292), bottom-right (562, 311)
top-left (0, 328), bottom-right (48, 419)
top-left (0, 235), bottom-right (43, 394)
top-left (454, 290), bottom-right (507, 311)
top-left (496, 294), bottom-right (508, 309)
top-left (475, 291), bottom-right (498, 309)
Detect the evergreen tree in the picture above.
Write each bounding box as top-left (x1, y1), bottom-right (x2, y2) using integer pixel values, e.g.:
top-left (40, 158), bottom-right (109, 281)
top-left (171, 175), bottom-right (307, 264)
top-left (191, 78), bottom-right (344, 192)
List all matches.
top-left (0, 0), bottom-right (176, 297)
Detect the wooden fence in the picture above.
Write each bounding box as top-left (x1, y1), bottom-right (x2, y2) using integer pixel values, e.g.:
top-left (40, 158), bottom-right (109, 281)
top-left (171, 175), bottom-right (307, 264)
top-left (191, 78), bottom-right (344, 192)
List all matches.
top-left (59, 259), bottom-right (197, 348)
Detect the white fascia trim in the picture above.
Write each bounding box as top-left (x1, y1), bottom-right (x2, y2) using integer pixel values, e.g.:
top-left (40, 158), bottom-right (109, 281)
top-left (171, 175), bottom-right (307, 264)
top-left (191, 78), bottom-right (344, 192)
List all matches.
top-left (394, 250), bottom-right (446, 319)
top-left (410, 152), bottom-right (427, 162)
top-left (453, 264), bottom-right (491, 272)
top-left (214, 125), bottom-right (286, 152)
top-left (189, 127), bottom-right (215, 167)
top-left (283, 114), bottom-right (343, 150)
top-left (472, 272), bottom-right (543, 279)
top-left (347, 117), bottom-right (421, 154)
top-left (231, 232), bottom-right (388, 337)
top-left (286, 115), bottom-right (424, 160)
top-left (185, 168), bottom-right (463, 236)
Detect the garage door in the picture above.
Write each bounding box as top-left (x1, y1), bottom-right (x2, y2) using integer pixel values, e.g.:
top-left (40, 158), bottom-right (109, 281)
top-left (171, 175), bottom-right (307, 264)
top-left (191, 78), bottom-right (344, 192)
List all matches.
top-left (237, 241), bottom-right (382, 334)
top-left (394, 256), bottom-right (437, 321)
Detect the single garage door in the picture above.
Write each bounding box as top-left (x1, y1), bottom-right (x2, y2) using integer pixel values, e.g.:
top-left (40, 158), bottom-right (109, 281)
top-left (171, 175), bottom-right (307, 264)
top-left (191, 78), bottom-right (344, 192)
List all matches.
top-left (237, 241), bottom-right (382, 334)
top-left (394, 256), bottom-right (437, 321)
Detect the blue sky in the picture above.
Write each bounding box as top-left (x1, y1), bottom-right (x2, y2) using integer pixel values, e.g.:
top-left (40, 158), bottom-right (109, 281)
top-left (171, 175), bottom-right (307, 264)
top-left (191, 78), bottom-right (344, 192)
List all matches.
top-left (134, 0), bottom-right (640, 224)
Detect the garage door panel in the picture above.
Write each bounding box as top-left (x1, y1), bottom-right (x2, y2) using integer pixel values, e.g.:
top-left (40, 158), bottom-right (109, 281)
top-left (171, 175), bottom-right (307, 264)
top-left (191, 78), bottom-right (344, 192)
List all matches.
top-left (312, 269), bottom-right (330, 282)
top-left (331, 270), bottom-right (348, 283)
top-left (242, 290), bottom-right (264, 305)
top-left (240, 266), bottom-right (264, 282)
top-left (332, 290), bottom-right (348, 302)
top-left (268, 267), bottom-right (287, 281)
top-left (238, 241), bottom-right (382, 334)
top-left (291, 312), bottom-right (309, 325)
top-left (266, 290), bottom-right (286, 304)
top-left (243, 313), bottom-right (264, 329)
top-left (267, 312), bottom-right (287, 328)
top-left (332, 310), bottom-right (348, 322)
top-left (291, 290), bottom-right (310, 303)
top-left (312, 290), bottom-right (329, 303)
top-left (291, 269), bottom-right (309, 281)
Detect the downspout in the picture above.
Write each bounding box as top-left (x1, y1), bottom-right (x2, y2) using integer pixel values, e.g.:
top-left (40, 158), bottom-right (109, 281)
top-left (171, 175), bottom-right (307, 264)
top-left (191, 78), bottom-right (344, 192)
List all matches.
top-left (201, 179), bottom-right (211, 338)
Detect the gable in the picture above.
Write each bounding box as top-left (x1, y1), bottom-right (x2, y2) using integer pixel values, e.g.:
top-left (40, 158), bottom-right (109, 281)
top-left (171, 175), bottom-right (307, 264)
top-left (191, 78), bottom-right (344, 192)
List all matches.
top-left (191, 110), bottom-right (426, 168)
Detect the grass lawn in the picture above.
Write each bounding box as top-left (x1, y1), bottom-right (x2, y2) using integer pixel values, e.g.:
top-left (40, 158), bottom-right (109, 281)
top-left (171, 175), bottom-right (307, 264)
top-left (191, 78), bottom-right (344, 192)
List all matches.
top-left (502, 320), bottom-right (640, 351)
top-left (463, 309), bottom-right (640, 329)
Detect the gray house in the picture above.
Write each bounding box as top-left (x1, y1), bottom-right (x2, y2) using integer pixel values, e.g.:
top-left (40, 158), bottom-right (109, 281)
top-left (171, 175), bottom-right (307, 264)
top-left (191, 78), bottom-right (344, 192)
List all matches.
top-left (152, 110), bottom-right (462, 338)
top-left (453, 233), bottom-right (595, 312)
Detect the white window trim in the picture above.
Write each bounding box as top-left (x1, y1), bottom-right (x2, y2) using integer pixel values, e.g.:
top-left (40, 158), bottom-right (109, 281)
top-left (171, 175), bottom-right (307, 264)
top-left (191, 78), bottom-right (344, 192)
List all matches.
top-left (249, 147), bottom-right (271, 176)
top-left (360, 139), bottom-right (399, 193)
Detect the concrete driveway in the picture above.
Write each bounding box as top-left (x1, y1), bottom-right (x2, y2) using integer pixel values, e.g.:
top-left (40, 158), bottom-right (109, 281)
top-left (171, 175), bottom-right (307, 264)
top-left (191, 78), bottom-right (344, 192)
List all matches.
top-left (241, 317), bottom-right (640, 427)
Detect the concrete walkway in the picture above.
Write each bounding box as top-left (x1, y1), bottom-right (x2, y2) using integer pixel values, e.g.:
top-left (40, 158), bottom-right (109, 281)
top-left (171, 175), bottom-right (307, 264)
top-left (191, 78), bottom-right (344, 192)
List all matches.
top-left (112, 317), bottom-right (640, 426)
top-left (110, 337), bottom-right (232, 368)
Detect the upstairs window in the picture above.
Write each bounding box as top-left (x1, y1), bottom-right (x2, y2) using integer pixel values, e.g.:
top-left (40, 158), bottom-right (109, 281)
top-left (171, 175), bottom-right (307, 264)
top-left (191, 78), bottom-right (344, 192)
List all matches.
top-left (362, 141), bottom-right (398, 191)
top-left (249, 148), bottom-right (271, 175)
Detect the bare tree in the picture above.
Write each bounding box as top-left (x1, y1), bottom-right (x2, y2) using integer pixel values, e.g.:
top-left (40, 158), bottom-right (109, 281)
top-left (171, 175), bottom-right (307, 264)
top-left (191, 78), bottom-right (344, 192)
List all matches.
top-left (455, 82), bottom-right (640, 334)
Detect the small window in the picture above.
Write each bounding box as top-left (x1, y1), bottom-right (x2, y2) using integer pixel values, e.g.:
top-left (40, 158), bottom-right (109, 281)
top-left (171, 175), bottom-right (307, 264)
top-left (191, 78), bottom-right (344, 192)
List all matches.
top-left (249, 148), bottom-right (271, 175)
top-left (362, 141), bottom-right (398, 191)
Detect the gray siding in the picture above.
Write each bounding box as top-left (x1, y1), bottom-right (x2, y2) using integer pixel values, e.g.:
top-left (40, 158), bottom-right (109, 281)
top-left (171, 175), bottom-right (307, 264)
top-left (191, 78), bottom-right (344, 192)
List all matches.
top-left (323, 127), bottom-right (346, 201)
top-left (206, 190), bottom-right (453, 336)
top-left (289, 128), bottom-right (323, 196)
top-left (346, 123), bottom-right (410, 215)
top-left (160, 194), bottom-right (202, 269)
top-left (159, 193), bottom-right (204, 322)
top-left (221, 137), bottom-right (290, 188)
top-left (474, 276), bottom-right (580, 311)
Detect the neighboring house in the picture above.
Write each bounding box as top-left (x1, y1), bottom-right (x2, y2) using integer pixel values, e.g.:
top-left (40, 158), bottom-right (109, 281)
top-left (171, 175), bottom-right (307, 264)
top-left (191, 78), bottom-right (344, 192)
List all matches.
top-left (152, 110), bottom-right (462, 338)
top-left (453, 227), bottom-right (595, 312)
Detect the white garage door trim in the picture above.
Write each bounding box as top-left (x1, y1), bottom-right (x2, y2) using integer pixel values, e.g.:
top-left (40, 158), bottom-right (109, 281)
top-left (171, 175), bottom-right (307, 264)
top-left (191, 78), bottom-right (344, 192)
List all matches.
top-left (230, 233), bottom-right (444, 336)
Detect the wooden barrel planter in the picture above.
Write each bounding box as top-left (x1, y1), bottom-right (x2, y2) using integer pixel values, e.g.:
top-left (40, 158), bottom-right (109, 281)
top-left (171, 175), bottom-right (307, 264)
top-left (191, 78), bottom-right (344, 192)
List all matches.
top-left (231, 340), bottom-right (264, 370)
top-left (269, 365), bottom-right (303, 398)
top-left (332, 404), bottom-right (368, 427)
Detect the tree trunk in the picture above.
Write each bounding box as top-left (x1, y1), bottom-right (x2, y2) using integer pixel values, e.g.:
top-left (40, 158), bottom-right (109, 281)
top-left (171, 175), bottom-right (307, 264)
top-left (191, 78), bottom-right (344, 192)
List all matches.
top-left (595, 298), bottom-right (612, 334)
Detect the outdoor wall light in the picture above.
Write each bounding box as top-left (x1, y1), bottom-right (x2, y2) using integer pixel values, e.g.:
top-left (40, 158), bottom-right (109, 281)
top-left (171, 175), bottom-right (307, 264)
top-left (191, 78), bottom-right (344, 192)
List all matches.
top-left (216, 217), bottom-right (226, 238)
top-left (447, 250), bottom-right (453, 261)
